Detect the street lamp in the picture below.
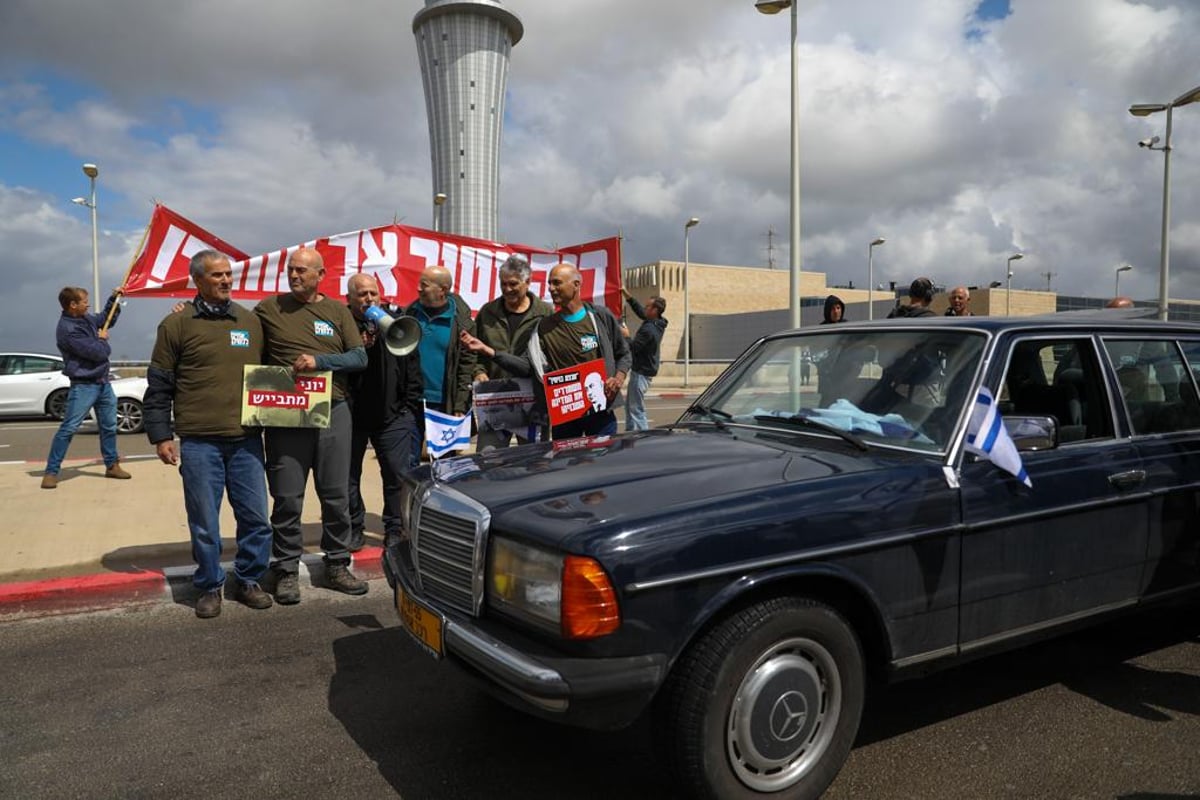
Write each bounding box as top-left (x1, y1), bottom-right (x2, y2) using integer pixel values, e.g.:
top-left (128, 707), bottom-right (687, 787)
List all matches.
top-left (683, 216), bottom-right (700, 388)
top-left (867, 237), bottom-right (885, 320)
top-left (1005, 253), bottom-right (1023, 317)
top-left (1130, 83), bottom-right (1200, 320)
top-left (1115, 264), bottom-right (1132, 297)
top-left (433, 192), bottom-right (447, 233)
top-left (72, 163), bottom-right (101, 301)
top-left (755, 0), bottom-right (802, 331)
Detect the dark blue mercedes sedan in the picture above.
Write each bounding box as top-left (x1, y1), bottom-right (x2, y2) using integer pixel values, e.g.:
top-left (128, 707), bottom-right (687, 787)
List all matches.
top-left (384, 313), bottom-right (1200, 800)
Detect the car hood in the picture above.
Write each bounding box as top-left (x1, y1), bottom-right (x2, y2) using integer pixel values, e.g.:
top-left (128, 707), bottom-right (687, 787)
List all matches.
top-left (424, 426), bottom-right (915, 542)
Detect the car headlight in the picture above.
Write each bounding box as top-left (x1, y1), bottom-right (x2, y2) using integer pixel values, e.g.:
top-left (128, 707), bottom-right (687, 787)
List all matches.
top-left (488, 537), bottom-right (620, 640)
top-left (398, 478), bottom-right (418, 536)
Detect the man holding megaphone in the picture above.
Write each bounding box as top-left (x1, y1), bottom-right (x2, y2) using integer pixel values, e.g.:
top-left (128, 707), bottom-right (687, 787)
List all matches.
top-left (345, 274), bottom-right (423, 551)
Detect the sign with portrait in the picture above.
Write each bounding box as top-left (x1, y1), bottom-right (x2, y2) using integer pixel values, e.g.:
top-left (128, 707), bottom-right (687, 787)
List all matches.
top-left (240, 366), bottom-right (333, 428)
top-left (473, 378), bottom-right (538, 440)
top-left (543, 359), bottom-right (607, 428)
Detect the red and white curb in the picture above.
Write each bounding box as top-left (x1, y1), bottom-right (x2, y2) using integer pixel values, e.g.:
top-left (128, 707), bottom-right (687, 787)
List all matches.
top-left (0, 547), bottom-right (385, 617)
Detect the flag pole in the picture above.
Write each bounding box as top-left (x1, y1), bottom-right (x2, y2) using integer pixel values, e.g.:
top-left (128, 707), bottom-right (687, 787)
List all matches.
top-left (100, 209), bottom-right (155, 333)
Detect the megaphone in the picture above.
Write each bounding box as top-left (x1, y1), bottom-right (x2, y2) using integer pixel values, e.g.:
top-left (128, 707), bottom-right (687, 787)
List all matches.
top-left (363, 305), bottom-right (421, 357)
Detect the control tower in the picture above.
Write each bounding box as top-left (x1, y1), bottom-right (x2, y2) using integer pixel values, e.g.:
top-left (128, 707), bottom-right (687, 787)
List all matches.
top-left (413, 0), bottom-right (523, 240)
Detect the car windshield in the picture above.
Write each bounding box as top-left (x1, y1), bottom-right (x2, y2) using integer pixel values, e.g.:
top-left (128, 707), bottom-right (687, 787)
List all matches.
top-left (690, 329), bottom-right (987, 454)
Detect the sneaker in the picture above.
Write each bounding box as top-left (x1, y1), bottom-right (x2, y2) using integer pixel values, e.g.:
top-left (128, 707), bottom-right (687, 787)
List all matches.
top-left (270, 570), bottom-right (301, 605)
top-left (235, 581), bottom-right (274, 610)
top-left (40, 473), bottom-right (58, 490)
top-left (105, 463), bottom-right (132, 480)
top-left (195, 590), bottom-right (222, 619)
top-left (325, 563), bottom-right (368, 596)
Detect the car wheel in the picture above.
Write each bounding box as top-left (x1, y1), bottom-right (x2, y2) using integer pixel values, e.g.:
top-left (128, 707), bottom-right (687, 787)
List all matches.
top-left (46, 389), bottom-right (69, 420)
top-left (656, 597), bottom-right (865, 800)
top-left (116, 398), bottom-right (144, 434)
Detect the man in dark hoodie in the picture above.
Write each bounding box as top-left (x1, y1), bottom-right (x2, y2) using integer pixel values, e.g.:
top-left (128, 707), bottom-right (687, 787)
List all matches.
top-left (821, 295), bottom-right (846, 324)
top-left (888, 277), bottom-right (938, 318)
top-left (620, 287), bottom-right (668, 431)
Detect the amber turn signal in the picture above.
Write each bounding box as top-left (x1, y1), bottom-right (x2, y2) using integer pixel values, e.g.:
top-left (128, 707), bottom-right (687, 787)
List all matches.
top-left (561, 556), bottom-right (620, 639)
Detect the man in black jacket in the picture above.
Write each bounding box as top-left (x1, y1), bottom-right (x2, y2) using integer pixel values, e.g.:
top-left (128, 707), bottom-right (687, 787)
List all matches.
top-left (346, 274), bottom-right (423, 551)
top-left (888, 277), bottom-right (938, 318)
top-left (620, 287), bottom-right (668, 431)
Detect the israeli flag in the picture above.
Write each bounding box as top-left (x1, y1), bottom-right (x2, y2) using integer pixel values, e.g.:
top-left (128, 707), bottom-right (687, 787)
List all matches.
top-left (965, 387), bottom-right (1032, 488)
top-left (425, 404), bottom-right (473, 459)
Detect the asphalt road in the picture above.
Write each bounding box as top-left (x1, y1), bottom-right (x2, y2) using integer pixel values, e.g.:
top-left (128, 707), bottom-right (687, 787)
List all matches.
top-left (0, 395), bottom-right (697, 463)
top-left (2, 588), bottom-right (1197, 799)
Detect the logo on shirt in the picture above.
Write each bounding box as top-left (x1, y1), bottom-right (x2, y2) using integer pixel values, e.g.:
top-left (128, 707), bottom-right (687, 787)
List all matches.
top-left (313, 321), bottom-right (335, 337)
top-left (229, 330), bottom-right (250, 348)
top-left (580, 333), bottom-right (598, 353)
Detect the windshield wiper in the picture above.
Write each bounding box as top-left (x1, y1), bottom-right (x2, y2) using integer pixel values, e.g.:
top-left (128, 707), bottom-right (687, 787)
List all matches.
top-left (752, 414), bottom-right (869, 452)
top-left (683, 403), bottom-right (731, 430)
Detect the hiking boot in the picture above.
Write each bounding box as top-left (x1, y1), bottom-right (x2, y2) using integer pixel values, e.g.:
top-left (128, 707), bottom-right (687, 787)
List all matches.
top-left (195, 590), bottom-right (222, 619)
top-left (270, 570), bottom-right (301, 605)
top-left (235, 581), bottom-right (274, 610)
top-left (325, 563), bottom-right (368, 596)
top-left (40, 473), bottom-right (58, 490)
top-left (105, 462), bottom-right (132, 480)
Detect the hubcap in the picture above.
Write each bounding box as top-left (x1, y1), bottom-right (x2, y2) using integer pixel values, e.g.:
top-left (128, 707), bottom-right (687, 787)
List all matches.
top-left (116, 400), bottom-right (143, 433)
top-left (726, 636), bottom-right (842, 792)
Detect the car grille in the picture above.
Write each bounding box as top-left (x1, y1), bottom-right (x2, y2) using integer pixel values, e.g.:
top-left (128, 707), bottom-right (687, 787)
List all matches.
top-left (412, 486), bottom-right (490, 616)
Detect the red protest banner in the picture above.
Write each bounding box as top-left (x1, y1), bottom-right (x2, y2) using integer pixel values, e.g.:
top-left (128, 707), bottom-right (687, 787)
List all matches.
top-left (543, 358), bottom-right (608, 427)
top-left (122, 205), bottom-right (624, 317)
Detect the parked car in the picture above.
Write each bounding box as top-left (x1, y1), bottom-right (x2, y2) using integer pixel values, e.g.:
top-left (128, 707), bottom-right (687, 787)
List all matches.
top-left (384, 314), bottom-right (1200, 799)
top-left (0, 352), bottom-right (146, 433)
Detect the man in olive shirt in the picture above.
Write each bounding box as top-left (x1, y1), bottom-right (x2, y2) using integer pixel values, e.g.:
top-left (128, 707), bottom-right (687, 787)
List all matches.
top-left (256, 247), bottom-right (368, 604)
top-left (144, 250), bottom-right (274, 619)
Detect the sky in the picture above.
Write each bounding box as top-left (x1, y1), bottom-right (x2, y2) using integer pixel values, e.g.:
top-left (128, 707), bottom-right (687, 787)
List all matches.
top-left (2, 0), bottom-right (1199, 359)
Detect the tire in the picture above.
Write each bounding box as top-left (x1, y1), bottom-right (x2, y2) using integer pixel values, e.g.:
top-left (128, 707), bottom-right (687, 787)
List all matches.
top-left (46, 389), bottom-right (69, 420)
top-left (115, 398), bottom-right (144, 434)
top-left (656, 597), bottom-right (865, 800)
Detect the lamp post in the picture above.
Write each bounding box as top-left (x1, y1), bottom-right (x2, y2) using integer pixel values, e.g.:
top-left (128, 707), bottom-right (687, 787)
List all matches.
top-left (432, 192), bottom-right (447, 233)
top-left (72, 163), bottom-right (100, 301)
top-left (683, 217), bottom-right (700, 388)
top-left (1115, 264), bottom-right (1132, 297)
top-left (867, 237), bottom-right (885, 320)
top-left (1130, 84), bottom-right (1200, 321)
top-left (755, 0), bottom-right (802, 331)
top-left (1005, 253), bottom-right (1023, 317)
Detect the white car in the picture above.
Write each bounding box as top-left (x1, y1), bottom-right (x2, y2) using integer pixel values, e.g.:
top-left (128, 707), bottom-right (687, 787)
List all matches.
top-left (0, 352), bottom-right (147, 434)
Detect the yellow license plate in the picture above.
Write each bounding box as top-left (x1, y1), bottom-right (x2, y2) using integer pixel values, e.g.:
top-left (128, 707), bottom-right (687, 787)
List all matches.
top-left (397, 585), bottom-right (444, 658)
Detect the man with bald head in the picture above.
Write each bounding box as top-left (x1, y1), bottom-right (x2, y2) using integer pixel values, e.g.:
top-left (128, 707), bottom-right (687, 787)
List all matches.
top-left (255, 246), bottom-right (369, 604)
top-left (945, 286), bottom-right (973, 316)
top-left (1106, 296), bottom-right (1135, 309)
top-left (345, 273), bottom-right (422, 551)
top-left (461, 263), bottom-right (631, 439)
top-left (404, 265), bottom-right (478, 459)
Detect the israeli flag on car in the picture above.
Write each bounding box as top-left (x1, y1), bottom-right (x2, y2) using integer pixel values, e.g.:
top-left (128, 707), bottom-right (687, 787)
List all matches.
top-left (965, 387), bottom-right (1032, 487)
top-left (424, 404), bottom-right (474, 459)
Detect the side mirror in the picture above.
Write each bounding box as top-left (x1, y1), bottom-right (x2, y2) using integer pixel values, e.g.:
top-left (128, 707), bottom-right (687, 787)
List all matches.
top-left (1003, 415), bottom-right (1058, 451)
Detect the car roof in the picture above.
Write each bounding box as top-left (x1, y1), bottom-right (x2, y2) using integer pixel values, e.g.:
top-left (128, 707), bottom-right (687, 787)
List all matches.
top-left (785, 309), bottom-right (1200, 336)
top-left (0, 352), bottom-right (63, 359)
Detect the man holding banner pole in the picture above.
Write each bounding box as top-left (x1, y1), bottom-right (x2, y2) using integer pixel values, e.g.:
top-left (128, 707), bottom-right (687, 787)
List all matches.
top-left (255, 247), bottom-right (368, 605)
top-left (460, 263), bottom-right (630, 440)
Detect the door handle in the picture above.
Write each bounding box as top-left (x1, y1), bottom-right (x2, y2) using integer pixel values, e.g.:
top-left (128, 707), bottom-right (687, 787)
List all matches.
top-left (1108, 469), bottom-right (1146, 490)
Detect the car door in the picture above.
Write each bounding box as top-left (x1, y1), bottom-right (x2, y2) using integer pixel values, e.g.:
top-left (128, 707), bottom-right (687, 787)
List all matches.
top-left (957, 334), bottom-right (1148, 651)
top-left (0, 355), bottom-right (64, 415)
top-left (1104, 335), bottom-right (1200, 598)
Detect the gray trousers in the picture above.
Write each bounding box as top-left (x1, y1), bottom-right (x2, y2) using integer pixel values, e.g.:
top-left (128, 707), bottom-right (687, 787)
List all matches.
top-left (264, 401), bottom-right (353, 574)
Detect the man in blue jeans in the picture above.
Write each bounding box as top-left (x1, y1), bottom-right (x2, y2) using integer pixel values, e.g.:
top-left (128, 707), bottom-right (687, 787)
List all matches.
top-left (42, 286), bottom-right (131, 488)
top-left (620, 287), bottom-right (668, 431)
top-left (143, 250), bottom-right (273, 618)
